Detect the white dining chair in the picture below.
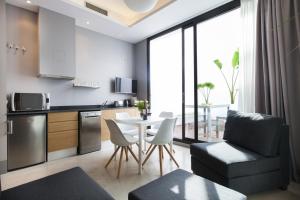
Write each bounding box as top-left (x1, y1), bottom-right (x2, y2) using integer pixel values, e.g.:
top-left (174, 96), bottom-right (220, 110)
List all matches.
top-left (104, 119), bottom-right (139, 178)
top-left (115, 112), bottom-right (139, 136)
top-left (146, 111), bottom-right (174, 136)
top-left (145, 111), bottom-right (175, 155)
top-left (142, 118), bottom-right (179, 176)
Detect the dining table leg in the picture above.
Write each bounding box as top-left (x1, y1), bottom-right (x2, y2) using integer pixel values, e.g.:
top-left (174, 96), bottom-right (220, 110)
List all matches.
top-left (138, 125), bottom-right (143, 175)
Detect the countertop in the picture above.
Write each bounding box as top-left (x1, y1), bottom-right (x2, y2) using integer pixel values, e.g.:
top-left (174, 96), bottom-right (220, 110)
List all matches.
top-left (7, 104), bottom-right (136, 116)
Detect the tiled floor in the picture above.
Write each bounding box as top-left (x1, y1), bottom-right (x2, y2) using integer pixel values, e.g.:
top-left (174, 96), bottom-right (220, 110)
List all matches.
top-left (1, 141), bottom-right (300, 200)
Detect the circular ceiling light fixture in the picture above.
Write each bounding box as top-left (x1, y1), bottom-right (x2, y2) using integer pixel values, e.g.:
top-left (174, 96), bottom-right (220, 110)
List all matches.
top-left (124, 0), bottom-right (158, 13)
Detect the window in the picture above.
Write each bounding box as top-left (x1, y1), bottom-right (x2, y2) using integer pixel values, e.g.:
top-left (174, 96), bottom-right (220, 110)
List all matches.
top-left (148, 1), bottom-right (241, 143)
top-left (149, 29), bottom-right (183, 138)
top-left (196, 8), bottom-right (241, 140)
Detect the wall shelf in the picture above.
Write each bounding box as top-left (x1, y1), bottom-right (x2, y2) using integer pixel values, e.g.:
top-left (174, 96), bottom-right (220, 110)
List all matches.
top-left (73, 79), bottom-right (100, 89)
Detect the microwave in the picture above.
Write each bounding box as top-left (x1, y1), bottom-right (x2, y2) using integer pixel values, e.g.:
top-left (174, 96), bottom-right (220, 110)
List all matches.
top-left (10, 93), bottom-right (50, 111)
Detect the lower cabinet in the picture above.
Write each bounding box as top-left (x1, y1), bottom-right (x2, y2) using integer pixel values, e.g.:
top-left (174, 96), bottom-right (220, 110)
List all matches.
top-left (47, 108), bottom-right (139, 152)
top-left (48, 112), bottom-right (78, 152)
top-left (101, 108), bottom-right (139, 141)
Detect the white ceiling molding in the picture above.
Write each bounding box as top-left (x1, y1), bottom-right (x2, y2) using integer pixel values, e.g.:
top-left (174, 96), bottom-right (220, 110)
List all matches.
top-left (6, 0), bottom-right (232, 43)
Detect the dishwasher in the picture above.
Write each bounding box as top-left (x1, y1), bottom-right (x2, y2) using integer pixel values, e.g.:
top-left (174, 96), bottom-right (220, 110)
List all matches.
top-left (79, 111), bottom-right (101, 155)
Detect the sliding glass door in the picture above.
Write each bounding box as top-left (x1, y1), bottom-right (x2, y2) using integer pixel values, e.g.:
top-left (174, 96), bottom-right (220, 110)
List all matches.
top-left (149, 2), bottom-right (241, 143)
top-left (183, 27), bottom-right (196, 140)
top-left (149, 29), bottom-right (183, 139)
top-left (196, 9), bottom-right (241, 141)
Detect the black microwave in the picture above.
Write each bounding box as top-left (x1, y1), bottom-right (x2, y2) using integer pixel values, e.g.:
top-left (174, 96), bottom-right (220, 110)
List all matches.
top-left (10, 93), bottom-right (50, 111)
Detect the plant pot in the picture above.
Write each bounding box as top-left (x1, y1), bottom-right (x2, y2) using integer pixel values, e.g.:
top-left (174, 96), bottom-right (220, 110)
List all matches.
top-left (143, 114), bottom-right (148, 120)
top-left (140, 112), bottom-right (148, 120)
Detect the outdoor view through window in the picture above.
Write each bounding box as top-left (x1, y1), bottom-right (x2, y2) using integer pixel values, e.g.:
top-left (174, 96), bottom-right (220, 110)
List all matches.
top-left (150, 8), bottom-right (241, 142)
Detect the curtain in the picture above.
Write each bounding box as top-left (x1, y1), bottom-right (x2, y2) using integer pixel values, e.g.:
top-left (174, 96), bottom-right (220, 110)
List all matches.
top-left (238, 0), bottom-right (258, 112)
top-left (255, 0), bottom-right (300, 182)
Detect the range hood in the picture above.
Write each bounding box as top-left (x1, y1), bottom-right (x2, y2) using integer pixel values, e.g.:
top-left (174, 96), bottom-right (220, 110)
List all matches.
top-left (38, 8), bottom-right (76, 80)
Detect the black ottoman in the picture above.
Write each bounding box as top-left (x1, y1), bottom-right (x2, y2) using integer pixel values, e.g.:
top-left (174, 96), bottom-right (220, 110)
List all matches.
top-left (1, 167), bottom-right (114, 200)
top-left (129, 169), bottom-right (246, 200)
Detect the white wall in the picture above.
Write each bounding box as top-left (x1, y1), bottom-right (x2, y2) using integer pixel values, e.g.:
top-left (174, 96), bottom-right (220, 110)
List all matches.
top-left (6, 5), bottom-right (135, 106)
top-left (0, 0), bottom-right (7, 173)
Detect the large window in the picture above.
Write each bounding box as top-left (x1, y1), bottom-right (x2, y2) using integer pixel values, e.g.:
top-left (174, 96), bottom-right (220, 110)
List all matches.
top-left (149, 30), bottom-right (183, 138)
top-left (149, 1), bottom-right (241, 143)
top-left (197, 8), bottom-right (241, 140)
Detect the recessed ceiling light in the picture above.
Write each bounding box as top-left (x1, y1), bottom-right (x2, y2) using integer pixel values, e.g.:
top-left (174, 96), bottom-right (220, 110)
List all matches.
top-left (86, 21), bottom-right (90, 25)
top-left (26, 0), bottom-right (32, 4)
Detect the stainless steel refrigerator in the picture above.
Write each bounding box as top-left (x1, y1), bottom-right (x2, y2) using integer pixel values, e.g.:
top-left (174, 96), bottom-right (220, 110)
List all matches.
top-left (7, 114), bottom-right (46, 171)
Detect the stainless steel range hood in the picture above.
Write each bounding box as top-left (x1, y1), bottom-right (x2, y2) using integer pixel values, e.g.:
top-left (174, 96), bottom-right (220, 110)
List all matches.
top-left (38, 8), bottom-right (76, 80)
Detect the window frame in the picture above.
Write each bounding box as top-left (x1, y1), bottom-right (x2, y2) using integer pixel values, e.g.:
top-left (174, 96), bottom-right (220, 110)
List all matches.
top-left (147, 0), bottom-right (241, 144)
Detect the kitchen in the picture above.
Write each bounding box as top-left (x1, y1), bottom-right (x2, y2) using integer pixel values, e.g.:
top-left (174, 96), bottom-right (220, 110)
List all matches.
top-left (1, 3), bottom-right (144, 172)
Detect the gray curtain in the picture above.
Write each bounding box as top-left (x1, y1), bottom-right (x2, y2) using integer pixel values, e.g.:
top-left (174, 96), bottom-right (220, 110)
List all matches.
top-left (255, 0), bottom-right (300, 182)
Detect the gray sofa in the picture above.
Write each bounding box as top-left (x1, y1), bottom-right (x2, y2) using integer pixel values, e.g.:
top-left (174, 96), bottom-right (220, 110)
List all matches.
top-left (190, 110), bottom-right (290, 194)
top-left (0, 167), bottom-right (114, 200)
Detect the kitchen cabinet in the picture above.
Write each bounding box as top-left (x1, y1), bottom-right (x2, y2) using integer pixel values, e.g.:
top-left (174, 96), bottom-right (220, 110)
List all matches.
top-left (101, 107), bottom-right (139, 140)
top-left (48, 112), bottom-right (78, 152)
top-left (38, 8), bottom-right (76, 79)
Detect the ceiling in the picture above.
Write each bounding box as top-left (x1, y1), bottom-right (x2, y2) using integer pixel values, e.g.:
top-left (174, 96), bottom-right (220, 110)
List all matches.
top-left (68, 0), bottom-right (175, 26)
top-left (6, 0), bottom-right (232, 44)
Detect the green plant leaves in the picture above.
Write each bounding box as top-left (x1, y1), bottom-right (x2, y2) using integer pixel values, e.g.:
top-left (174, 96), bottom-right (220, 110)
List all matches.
top-left (135, 100), bottom-right (149, 111)
top-left (214, 59), bottom-right (223, 70)
top-left (197, 82), bottom-right (215, 89)
top-left (197, 83), bottom-right (205, 88)
top-left (232, 50), bottom-right (239, 69)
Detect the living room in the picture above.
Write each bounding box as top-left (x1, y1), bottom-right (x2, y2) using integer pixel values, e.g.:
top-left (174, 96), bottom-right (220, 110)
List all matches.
top-left (0, 0), bottom-right (299, 200)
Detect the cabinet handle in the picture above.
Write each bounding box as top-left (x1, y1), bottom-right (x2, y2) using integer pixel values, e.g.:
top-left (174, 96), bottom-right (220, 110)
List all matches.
top-left (7, 120), bottom-right (13, 135)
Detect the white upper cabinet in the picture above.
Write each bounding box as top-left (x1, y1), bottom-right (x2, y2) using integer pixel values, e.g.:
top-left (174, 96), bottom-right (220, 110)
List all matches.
top-left (38, 8), bottom-right (76, 79)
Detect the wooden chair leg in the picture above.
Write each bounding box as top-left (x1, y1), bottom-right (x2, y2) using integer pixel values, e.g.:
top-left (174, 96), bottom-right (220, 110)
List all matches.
top-left (146, 144), bottom-right (153, 154)
top-left (159, 145), bottom-right (163, 176)
top-left (163, 145), bottom-right (179, 168)
top-left (114, 145), bottom-right (118, 160)
top-left (105, 146), bottom-right (121, 168)
top-left (117, 147), bottom-right (124, 179)
top-left (125, 147), bottom-right (129, 161)
top-left (136, 143), bottom-right (140, 148)
top-left (127, 146), bottom-right (139, 163)
top-left (142, 145), bottom-right (157, 166)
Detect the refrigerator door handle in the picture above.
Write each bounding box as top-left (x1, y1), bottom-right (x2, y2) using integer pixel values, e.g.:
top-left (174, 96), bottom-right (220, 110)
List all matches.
top-left (7, 120), bottom-right (13, 135)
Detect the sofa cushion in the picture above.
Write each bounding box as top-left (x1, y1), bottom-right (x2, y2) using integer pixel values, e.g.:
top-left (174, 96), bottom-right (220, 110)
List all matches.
top-left (224, 110), bottom-right (283, 156)
top-left (190, 142), bottom-right (280, 178)
top-left (1, 167), bottom-right (114, 200)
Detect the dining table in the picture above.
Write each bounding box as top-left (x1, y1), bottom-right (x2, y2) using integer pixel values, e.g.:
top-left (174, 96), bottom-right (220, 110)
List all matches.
top-left (185, 104), bottom-right (230, 138)
top-left (114, 117), bottom-right (163, 175)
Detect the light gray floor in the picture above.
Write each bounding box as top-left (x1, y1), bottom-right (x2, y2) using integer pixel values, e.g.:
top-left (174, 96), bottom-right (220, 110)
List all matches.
top-left (1, 141), bottom-right (300, 200)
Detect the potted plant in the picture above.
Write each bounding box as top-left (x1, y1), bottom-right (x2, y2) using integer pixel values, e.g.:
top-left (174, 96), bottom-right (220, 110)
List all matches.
top-left (197, 82), bottom-right (215, 105)
top-left (135, 100), bottom-right (150, 120)
top-left (213, 49), bottom-right (239, 104)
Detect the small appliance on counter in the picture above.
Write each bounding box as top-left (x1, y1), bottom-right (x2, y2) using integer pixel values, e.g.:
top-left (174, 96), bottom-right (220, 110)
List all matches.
top-left (130, 97), bottom-right (137, 106)
top-left (114, 100), bottom-right (124, 107)
top-left (123, 99), bottom-right (131, 107)
top-left (9, 92), bottom-right (50, 112)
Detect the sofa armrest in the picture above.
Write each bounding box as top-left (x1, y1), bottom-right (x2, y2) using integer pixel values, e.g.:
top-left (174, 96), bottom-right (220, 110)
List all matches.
top-left (280, 125), bottom-right (290, 186)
